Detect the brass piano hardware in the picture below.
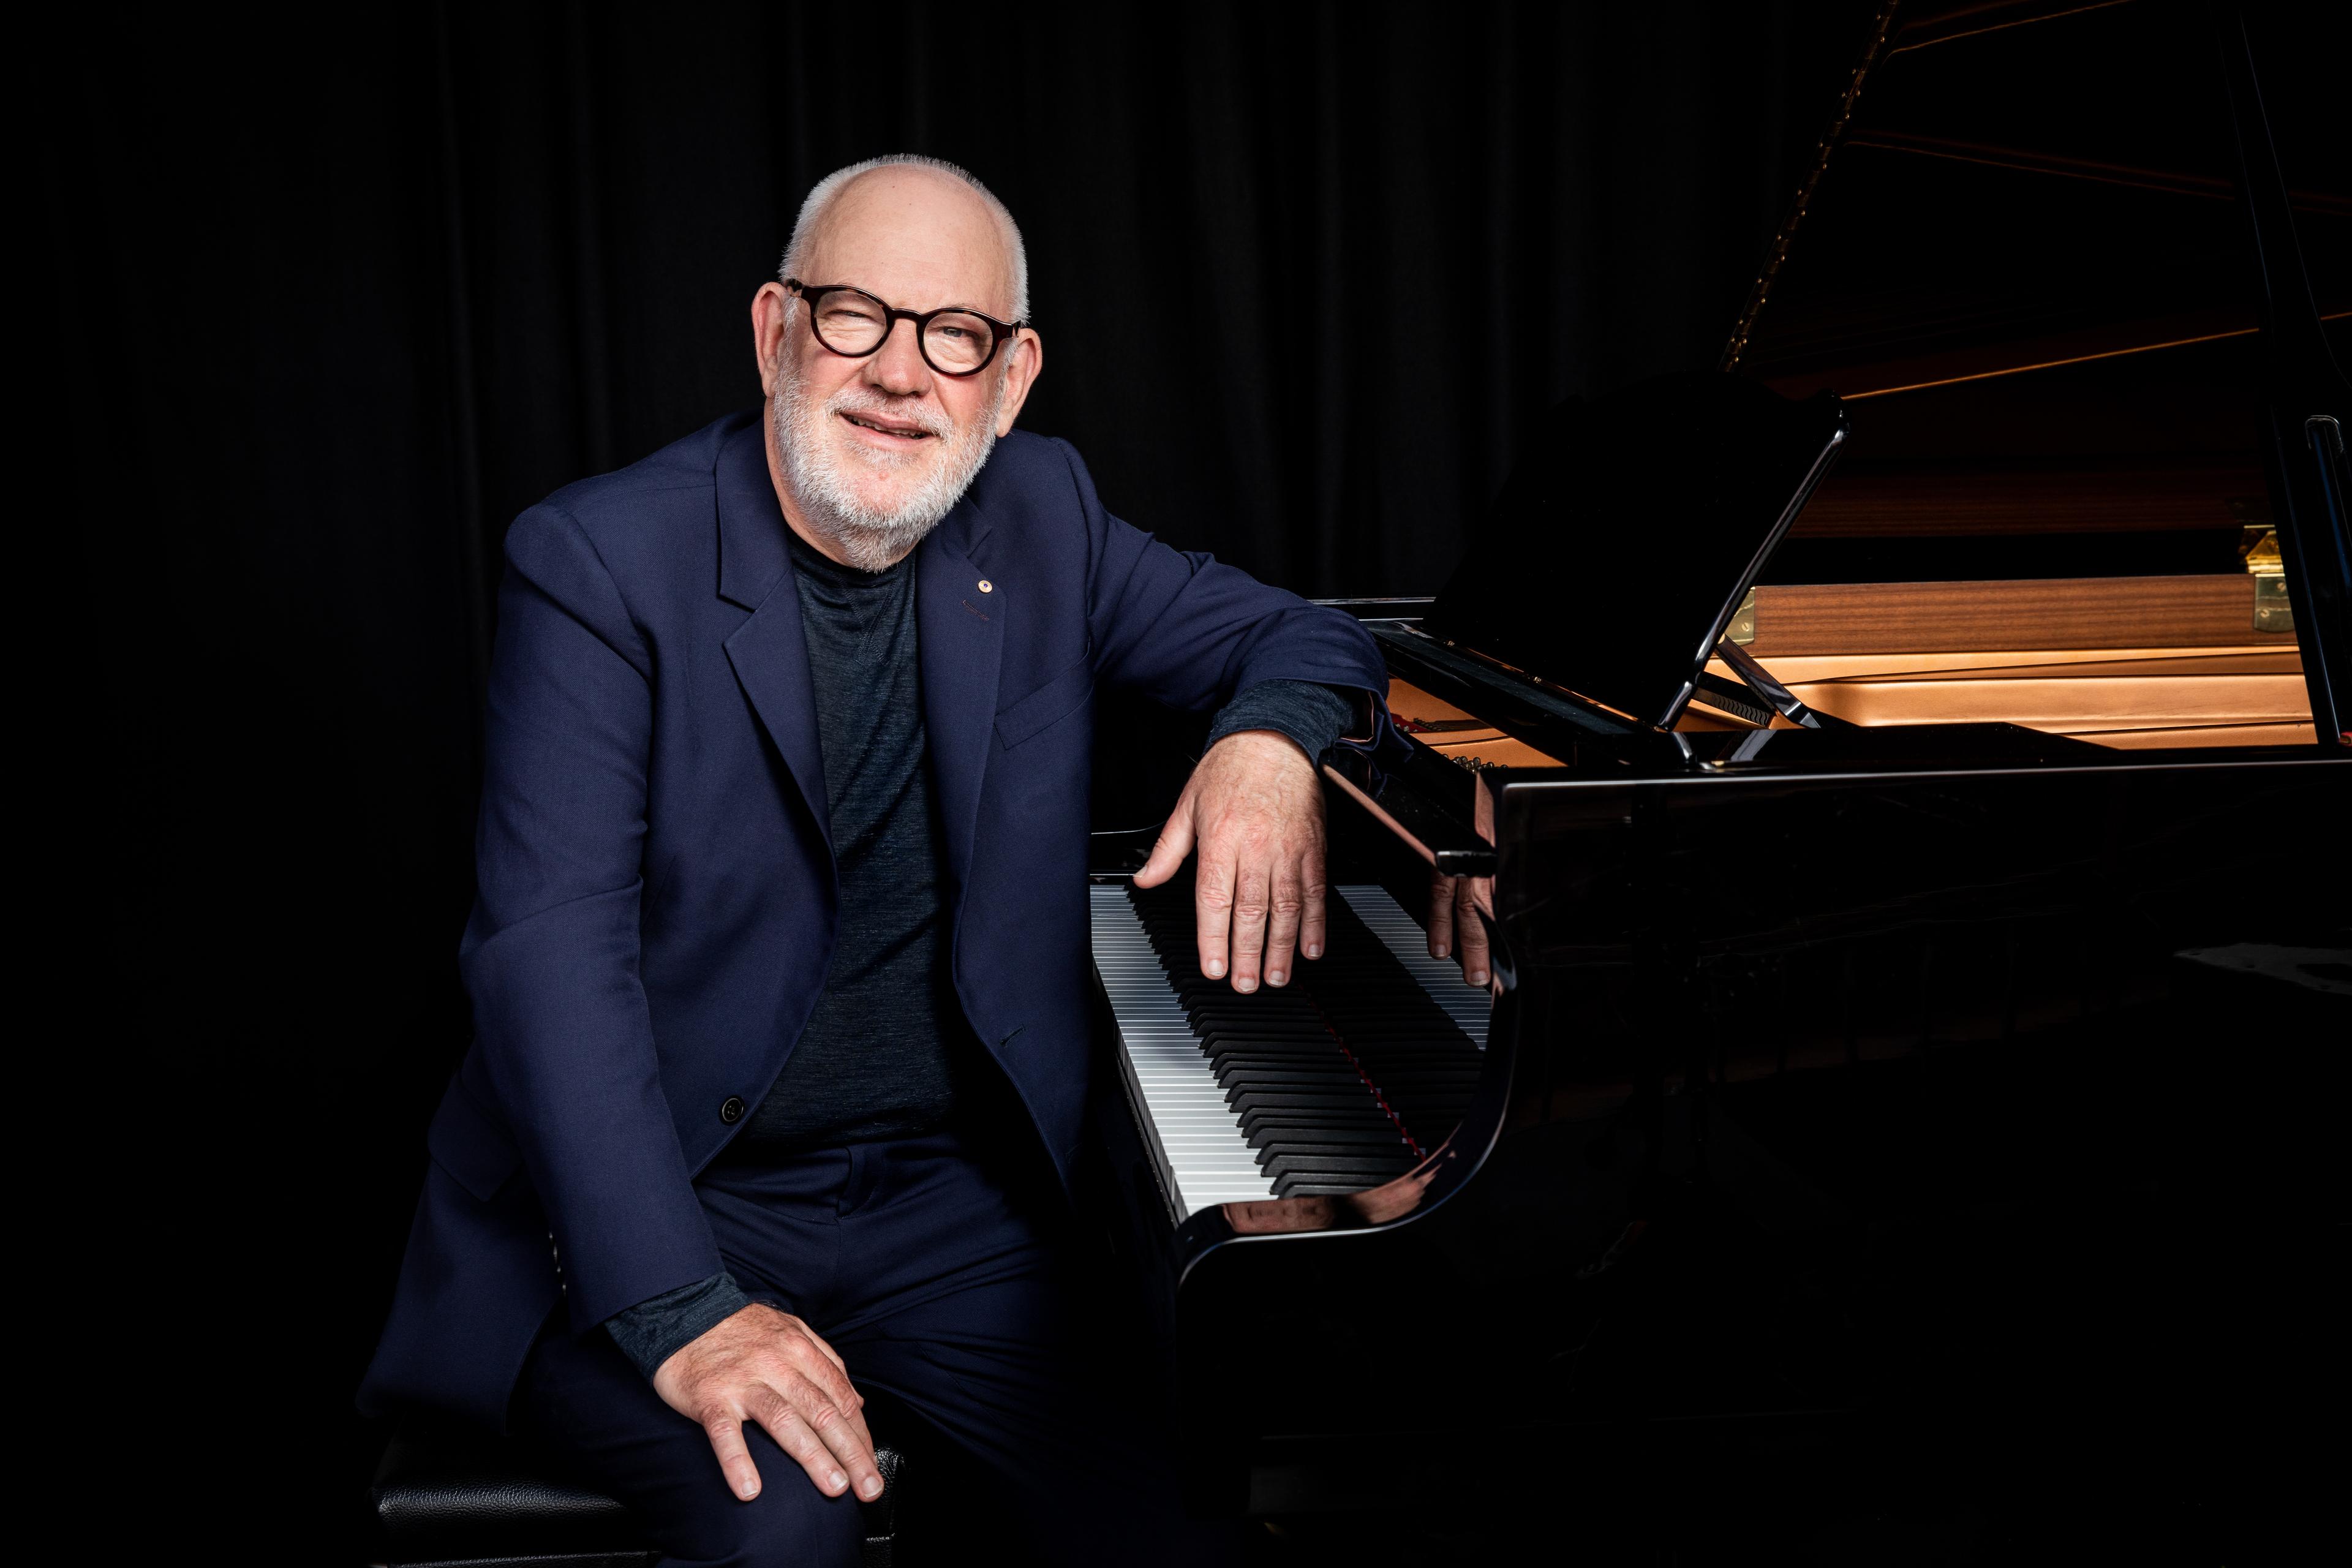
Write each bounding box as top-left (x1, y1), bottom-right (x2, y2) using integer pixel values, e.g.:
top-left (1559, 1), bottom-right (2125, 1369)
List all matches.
top-left (2242, 526), bottom-right (2293, 634)
top-left (1728, 587), bottom-right (1758, 646)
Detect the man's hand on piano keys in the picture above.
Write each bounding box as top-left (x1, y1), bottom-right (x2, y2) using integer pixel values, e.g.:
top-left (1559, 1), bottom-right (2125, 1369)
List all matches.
top-left (650, 1302), bottom-right (883, 1507)
top-left (1427, 868), bottom-right (1491, 989)
top-left (1134, 728), bottom-right (1327, 993)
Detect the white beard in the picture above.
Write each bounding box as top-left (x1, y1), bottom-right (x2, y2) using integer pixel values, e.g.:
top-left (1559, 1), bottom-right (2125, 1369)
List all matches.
top-left (772, 366), bottom-right (1005, 571)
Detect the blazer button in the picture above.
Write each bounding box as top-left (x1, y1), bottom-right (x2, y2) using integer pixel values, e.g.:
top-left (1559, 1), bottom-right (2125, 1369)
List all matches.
top-left (720, 1096), bottom-right (747, 1125)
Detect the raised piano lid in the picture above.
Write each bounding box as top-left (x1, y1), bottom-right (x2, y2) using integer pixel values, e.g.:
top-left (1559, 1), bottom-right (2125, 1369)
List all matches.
top-left (1422, 371), bottom-right (1849, 733)
top-left (1719, 0), bottom-right (2350, 745)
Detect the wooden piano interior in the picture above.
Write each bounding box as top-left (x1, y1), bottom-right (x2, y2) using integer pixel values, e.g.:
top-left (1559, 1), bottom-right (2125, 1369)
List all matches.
top-left (1672, 332), bottom-right (2337, 751)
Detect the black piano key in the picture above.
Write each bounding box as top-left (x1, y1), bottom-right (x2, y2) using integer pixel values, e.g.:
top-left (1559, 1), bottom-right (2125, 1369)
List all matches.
top-left (1229, 1091), bottom-right (1389, 1115)
top-left (1238, 1107), bottom-right (1396, 1128)
top-left (1253, 1144), bottom-right (1413, 1169)
top-left (1216, 1069), bottom-right (1363, 1090)
top-left (1263, 1153), bottom-right (1419, 1182)
top-left (1241, 1110), bottom-right (1396, 1138)
top-left (1249, 1129), bottom-right (1414, 1156)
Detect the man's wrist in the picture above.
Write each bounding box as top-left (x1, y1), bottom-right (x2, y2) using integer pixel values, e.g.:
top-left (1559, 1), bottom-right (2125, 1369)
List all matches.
top-left (1205, 679), bottom-right (1358, 764)
top-left (605, 1272), bottom-right (752, 1380)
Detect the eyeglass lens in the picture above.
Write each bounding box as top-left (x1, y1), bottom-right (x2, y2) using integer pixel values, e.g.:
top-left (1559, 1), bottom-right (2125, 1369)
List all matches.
top-left (809, 288), bottom-right (1000, 374)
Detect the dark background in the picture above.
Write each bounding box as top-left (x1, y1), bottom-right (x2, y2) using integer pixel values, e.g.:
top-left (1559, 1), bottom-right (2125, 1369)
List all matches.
top-left (44, 1), bottom-right (2313, 1556)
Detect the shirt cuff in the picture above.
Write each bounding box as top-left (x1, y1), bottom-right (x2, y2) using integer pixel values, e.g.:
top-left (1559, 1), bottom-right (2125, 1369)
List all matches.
top-left (605, 1272), bottom-right (752, 1380)
top-left (1206, 679), bottom-right (1362, 763)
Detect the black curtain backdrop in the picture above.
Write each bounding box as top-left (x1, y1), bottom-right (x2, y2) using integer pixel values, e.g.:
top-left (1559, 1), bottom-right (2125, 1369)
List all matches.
top-left (39, 1), bottom-right (1869, 1549)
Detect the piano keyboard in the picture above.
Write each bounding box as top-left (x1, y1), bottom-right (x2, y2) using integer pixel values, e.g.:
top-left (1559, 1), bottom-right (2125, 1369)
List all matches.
top-left (1092, 881), bottom-right (1489, 1223)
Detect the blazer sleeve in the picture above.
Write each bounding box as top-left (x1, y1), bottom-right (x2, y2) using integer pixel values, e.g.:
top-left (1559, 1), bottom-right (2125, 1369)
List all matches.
top-left (456, 503), bottom-right (721, 1332)
top-left (1060, 440), bottom-right (1390, 731)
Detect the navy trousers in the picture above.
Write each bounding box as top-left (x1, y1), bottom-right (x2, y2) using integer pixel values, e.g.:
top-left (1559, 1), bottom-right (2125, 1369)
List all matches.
top-left (516, 1128), bottom-right (1232, 1566)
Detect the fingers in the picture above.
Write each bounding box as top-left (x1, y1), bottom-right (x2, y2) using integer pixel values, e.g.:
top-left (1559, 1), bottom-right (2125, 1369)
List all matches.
top-left (701, 1411), bottom-right (764, 1501)
top-left (1131, 785), bottom-right (1198, 889)
top-left (1455, 876), bottom-right (1491, 988)
top-left (1428, 866), bottom-right (1457, 960)
top-left (1298, 843), bottom-right (1328, 966)
top-left (1264, 862), bottom-right (1302, 987)
top-left (1193, 854), bottom-right (1233, 982)
top-left (744, 1394), bottom-right (843, 1499)
top-left (1227, 858), bottom-right (1271, 992)
top-left (1427, 870), bottom-right (1489, 985)
top-left (745, 1377), bottom-right (883, 1504)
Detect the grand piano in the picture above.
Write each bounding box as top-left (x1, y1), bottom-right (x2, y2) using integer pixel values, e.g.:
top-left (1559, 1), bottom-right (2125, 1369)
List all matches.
top-left (1084, 0), bottom-right (2348, 1540)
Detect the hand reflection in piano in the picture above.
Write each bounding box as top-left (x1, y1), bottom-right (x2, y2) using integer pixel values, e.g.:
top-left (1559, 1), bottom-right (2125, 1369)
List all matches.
top-left (1223, 1158), bottom-right (1441, 1234)
top-left (1133, 728), bottom-right (1330, 993)
top-left (1425, 865), bottom-right (1493, 988)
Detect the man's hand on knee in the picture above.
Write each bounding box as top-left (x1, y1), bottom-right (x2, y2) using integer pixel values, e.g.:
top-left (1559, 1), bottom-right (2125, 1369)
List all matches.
top-left (652, 1302), bottom-right (881, 1505)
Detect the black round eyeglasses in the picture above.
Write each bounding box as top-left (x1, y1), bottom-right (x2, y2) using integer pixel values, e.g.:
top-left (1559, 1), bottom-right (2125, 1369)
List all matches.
top-left (785, 278), bottom-right (1025, 377)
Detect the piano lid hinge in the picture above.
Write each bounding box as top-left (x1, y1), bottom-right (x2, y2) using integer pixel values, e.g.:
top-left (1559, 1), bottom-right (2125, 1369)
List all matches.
top-left (1713, 636), bottom-right (1828, 729)
top-left (1728, 587), bottom-right (1758, 647)
top-left (2241, 524), bottom-right (2294, 634)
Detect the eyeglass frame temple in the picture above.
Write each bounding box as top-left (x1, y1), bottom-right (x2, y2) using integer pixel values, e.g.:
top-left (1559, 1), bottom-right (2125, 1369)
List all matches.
top-left (783, 277), bottom-right (1027, 376)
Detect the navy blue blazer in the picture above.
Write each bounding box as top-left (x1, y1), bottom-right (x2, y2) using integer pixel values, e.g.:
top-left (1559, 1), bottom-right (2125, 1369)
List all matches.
top-left (360, 412), bottom-right (1390, 1428)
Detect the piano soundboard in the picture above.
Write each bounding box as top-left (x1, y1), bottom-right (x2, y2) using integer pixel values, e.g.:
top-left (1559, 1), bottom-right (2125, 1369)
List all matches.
top-left (1091, 881), bottom-right (1489, 1223)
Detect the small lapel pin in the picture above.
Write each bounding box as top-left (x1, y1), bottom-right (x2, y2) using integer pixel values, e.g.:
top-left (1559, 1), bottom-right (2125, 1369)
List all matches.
top-left (977, 579), bottom-right (993, 593)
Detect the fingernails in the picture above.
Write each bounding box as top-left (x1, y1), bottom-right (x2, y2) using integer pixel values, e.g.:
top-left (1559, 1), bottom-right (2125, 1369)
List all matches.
top-left (829, 1469), bottom-right (846, 1492)
top-left (1235, 976), bottom-right (1257, 993)
top-left (862, 1476), bottom-right (883, 1499)
top-left (1433, 944), bottom-right (1449, 959)
top-left (1205, 958), bottom-right (1226, 978)
top-left (741, 1480), bottom-right (760, 1499)
top-left (1304, 943), bottom-right (1321, 959)
top-left (1469, 970), bottom-right (1488, 986)
top-left (1267, 970), bottom-right (1286, 986)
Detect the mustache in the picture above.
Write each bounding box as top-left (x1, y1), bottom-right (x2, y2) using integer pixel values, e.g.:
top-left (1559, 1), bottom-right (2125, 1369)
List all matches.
top-left (825, 386), bottom-right (956, 440)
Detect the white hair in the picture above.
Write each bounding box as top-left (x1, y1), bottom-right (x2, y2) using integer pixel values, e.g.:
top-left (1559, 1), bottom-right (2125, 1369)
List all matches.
top-left (778, 154), bottom-right (1029, 322)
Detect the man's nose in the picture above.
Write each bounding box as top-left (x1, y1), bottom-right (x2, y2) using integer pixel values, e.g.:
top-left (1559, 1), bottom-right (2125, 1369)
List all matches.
top-left (864, 318), bottom-right (930, 398)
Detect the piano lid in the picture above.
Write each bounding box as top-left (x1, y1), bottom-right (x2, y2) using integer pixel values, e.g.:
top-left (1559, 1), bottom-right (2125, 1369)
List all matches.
top-left (1425, 372), bottom-right (1847, 731)
top-left (1728, 0), bottom-right (2348, 399)
top-left (1711, 0), bottom-right (2350, 740)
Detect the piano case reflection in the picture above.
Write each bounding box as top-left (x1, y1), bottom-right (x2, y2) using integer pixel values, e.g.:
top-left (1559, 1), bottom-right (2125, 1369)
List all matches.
top-left (1082, 0), bottom-right (2347, 1521)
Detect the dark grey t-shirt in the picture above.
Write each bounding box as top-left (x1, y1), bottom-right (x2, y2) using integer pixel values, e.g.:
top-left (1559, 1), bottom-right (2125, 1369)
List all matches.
top-left (727, 529), bottom-right (980, 1155)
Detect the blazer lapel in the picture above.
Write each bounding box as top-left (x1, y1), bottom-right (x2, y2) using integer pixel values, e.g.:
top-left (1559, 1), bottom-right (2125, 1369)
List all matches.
top-left (715, 424), bottom-right (829, 844)
top-left (917, 513), bottom-right (1005, 897)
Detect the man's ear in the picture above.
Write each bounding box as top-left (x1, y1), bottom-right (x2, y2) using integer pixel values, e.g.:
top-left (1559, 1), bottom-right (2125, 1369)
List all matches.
top-left (995, 328), bottom-right (1044, 436)
top-left (751, 282), bottom-right (793, 398)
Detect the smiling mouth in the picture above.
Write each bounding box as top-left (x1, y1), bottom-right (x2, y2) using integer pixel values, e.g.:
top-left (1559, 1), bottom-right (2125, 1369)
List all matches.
top-left (840, 412), bottom-right (935, 440)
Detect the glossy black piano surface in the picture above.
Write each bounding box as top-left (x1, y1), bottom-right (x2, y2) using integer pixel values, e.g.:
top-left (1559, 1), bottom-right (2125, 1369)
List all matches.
top-left (1081, 1), bottom-right (2348, 1546)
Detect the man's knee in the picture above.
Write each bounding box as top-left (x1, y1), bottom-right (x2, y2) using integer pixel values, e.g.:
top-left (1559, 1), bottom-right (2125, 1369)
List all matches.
top-left (657, 1471), bottom-right (864, 1568)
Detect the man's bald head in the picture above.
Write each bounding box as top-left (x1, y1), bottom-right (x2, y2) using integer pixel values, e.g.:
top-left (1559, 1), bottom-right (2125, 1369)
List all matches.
top-left (751, 156), bottom-right (1044, 571)
top-left (780, 155), bottom-right (1028, 322)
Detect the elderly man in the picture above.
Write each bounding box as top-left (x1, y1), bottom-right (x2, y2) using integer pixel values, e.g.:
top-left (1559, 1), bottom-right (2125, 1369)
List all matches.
top-left (360, 156), bottom-right (1388, 1564)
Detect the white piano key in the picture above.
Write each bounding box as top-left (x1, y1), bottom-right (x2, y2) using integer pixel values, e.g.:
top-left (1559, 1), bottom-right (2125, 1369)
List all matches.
top-left (1092, 886), bottom-right (1276, 1222)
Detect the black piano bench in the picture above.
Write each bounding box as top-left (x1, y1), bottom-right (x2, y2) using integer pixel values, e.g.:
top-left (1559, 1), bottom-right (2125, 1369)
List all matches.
top-left (365, 1427), bottom-right (906, 1567)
